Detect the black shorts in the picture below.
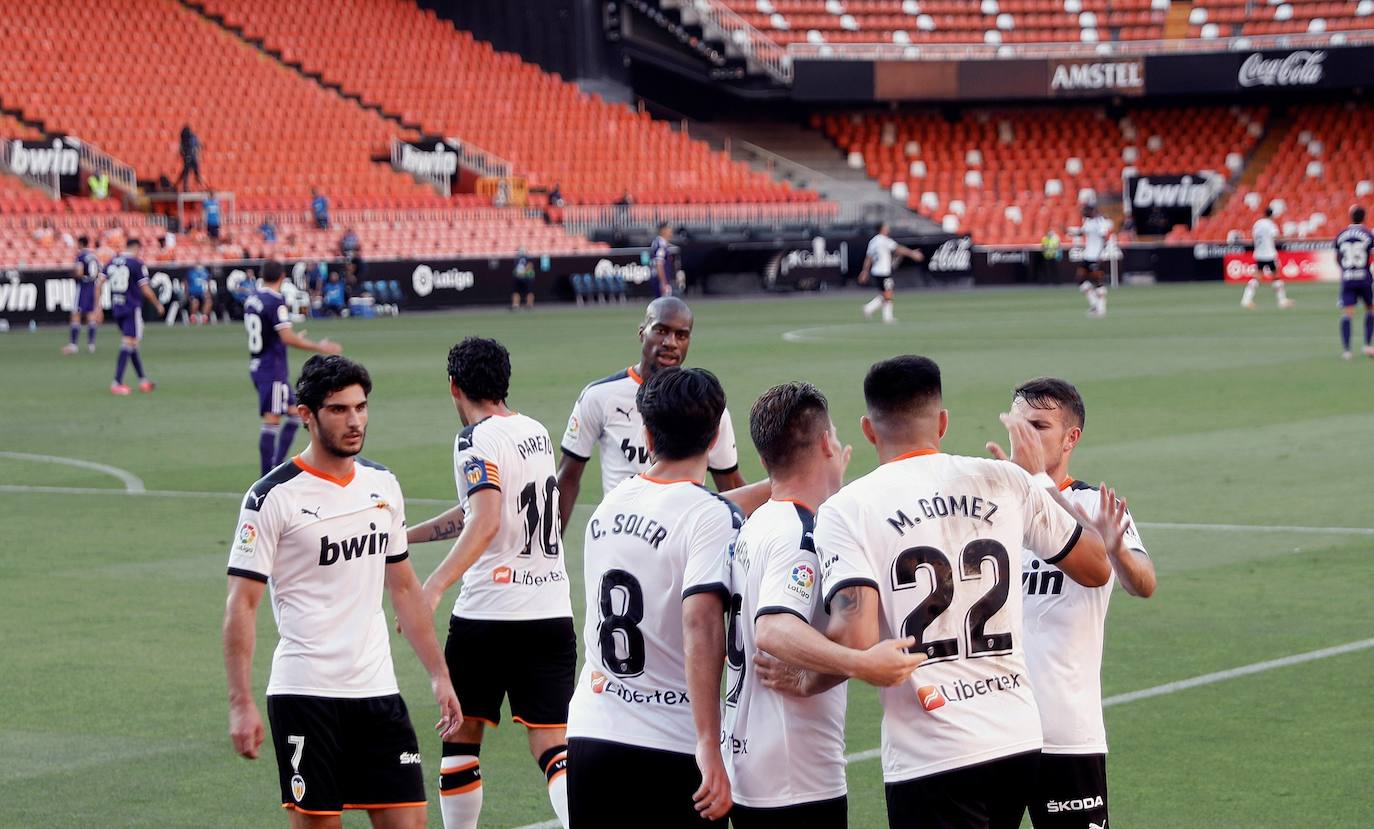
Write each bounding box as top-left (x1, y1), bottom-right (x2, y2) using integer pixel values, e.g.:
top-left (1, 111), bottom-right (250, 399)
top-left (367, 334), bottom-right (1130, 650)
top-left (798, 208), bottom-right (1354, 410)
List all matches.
top-left (567, 737), bottom-right (728, 828)
top-left (875, 276), bottom-right (895, 293)
top-left (1027, 753), bottom-right (1108, 829)
top-left (446, 615), bottom-right (575, 728)
top-left (1256, 258), bottom-right (1277, 277)
top-left (732, 795), bottom-right (847, 828)
top-left (885, 750), bottom-right (1038, 829)
top-left (266, 694), bottom-right (425, 816)
top-left (512, 276), bottom-right (535, 297)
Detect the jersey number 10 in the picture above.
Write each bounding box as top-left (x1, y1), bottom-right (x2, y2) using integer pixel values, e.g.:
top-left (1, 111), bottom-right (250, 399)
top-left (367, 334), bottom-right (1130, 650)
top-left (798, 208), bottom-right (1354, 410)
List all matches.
top-left (517, 475), bottom-right (561, 558)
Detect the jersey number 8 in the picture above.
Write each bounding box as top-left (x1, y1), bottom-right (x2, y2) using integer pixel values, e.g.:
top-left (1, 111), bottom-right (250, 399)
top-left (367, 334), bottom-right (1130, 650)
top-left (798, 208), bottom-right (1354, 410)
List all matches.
top-left (596, 569), bottom-right (645, 677)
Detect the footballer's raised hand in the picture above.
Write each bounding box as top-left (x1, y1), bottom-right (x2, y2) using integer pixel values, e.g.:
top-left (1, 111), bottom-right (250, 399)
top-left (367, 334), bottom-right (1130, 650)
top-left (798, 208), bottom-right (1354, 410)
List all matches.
top-left (855, 636), bottom-right (926, 687)
top-left (999, 411), bottom-right (1047, 476)
top-left (693, 740), bottom-right (733, 820)
top-left (1069, 484), bottom-right (1129, 555)
top-left (229, 700), bottom-right (265, 760)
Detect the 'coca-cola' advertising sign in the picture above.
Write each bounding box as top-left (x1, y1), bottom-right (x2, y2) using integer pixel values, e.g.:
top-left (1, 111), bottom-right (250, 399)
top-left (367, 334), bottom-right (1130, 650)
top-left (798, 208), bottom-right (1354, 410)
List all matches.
top-left (1224, 250), bottom-right (1339, 283)
top-left (1237, 50), bottom-right (1326, 88)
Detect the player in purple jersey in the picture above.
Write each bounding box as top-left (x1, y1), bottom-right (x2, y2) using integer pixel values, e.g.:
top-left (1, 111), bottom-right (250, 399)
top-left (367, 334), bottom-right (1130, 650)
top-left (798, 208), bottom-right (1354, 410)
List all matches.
top-left (62, 235), bottom-right (103, 355)
top-left (244, 259), bottom-right (341, 474)
top-left (1334, 205), bottom-right (1374, 360)
top-left (107, 239), bottom-right (165, 395)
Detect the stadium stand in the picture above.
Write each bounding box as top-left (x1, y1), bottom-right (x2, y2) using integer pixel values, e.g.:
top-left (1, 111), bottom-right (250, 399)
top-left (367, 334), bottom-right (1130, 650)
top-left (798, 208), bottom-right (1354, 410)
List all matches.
top-left (817, 105), bottom-right (1264, 243)
top-left (718, 0), bottom-right (1169, 46)
top-left (184, 0), bottom-right (818, 207)
top-left (1170, 101), bottom-right (1374, 242)
top-left (0, 0), bottom-right (437, 207)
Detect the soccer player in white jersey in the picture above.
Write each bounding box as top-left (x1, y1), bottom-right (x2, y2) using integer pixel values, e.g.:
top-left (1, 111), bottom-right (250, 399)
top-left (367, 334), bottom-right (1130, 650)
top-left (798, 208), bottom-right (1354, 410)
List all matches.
top-left (814, 355), bottom-right (1113, 829)
top-left (556, 297), bottom-right (749, 532)
top-left (1078, 207), bottom-right (1112, 318)
top-left (1242, 207), bottom-right (1294, 310)
top-left (566, 366), bottom-right (741, 827)
top-left (724, 382), bottom-right (926, 828)
top-left (418, 337), bottom-right (575, 829)
top-left (860, 222), bottom-right (923, 324)
top-left (223, 355), bottom-right (462, 827)
top-left (985, 377), bottom-right (1154, 829)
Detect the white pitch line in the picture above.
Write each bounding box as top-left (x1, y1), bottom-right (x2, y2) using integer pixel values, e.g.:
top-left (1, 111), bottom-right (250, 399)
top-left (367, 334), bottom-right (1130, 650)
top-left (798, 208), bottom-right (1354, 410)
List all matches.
top-left (1139, 521), bottom-right (1374, 537)
top-left (3, 484), bottom-right (1373, 537)
top-left (510, 637), bottom-right (1374, 829)
top-left (0, 483), bottom-right (453, 506)
top-left (0, 452), bottom-right (146, 492)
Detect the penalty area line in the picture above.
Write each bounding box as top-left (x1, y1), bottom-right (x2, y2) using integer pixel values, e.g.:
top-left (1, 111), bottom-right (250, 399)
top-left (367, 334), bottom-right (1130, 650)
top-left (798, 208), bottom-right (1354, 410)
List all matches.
top-left (510, 637), bottom-right (1374, 829)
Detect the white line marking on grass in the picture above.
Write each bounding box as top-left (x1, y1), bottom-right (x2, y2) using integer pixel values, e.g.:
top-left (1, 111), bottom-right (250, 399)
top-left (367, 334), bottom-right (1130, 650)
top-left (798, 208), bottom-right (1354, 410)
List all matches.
top-left (0, 452), bottom-right (145, 492)
top-left (1139, 521), bottom-right (1374, 537)
top-left (4, 484), bottom-right (1373, 538)
top-left (509, 638), bottom-right (1374, 829)
top-left (0, 483), bottom-right (452, 506)
top-left (1098, 638), bottom-right (1374, 706)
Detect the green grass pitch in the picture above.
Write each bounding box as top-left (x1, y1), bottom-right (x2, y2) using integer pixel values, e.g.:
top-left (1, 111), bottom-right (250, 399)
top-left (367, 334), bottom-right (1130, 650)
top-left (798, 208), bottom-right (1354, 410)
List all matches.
top-left (2, 282), bottom-right (1371, 827)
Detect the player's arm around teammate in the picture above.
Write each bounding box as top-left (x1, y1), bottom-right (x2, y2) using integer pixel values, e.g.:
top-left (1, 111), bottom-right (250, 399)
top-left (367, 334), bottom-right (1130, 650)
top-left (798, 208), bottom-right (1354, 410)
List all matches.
top-left (406, 503), bottom-right (466, 546)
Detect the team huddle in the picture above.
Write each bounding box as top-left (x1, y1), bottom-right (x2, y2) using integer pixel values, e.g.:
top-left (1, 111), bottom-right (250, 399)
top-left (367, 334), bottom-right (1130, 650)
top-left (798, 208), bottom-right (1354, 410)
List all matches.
top-left (222, 296), bottom-right (1156, 829)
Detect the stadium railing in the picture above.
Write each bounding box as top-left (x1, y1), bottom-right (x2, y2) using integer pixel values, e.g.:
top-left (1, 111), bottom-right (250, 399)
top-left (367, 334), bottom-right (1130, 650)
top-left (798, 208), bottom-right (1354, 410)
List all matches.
top-left (680, 0), bottom-right (795, 82)
top-left (560, 201), bottom-right (845, 234)
top-left (784, 29), bottom-right (1374, 61)
top-left (73, 137), bottom-right (137, 197)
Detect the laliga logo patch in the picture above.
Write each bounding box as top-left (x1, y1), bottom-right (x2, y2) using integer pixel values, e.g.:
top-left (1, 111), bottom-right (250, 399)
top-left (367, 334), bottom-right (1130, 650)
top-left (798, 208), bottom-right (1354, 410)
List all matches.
top-left (790, 562), bottom-right (815, 589)
top-left (492, 566), bottom-right (513, 584)
top-left (590, 670), bottom-right (608, 694)
top-left (567, 415), bottom-right (579, 439)
top-left (290, 773), bottom-right (306, 802)
top-left (235, 522), bottom-right (257, 554)
top-left (917, 685), bottom-right (946, 712)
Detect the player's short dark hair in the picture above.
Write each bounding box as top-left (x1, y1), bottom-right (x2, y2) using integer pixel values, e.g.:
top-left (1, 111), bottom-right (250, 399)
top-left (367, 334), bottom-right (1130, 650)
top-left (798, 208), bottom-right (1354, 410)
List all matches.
top-left (638, 366), bottom-right (725, 461)
top-left (297, 355), bottom-right (372, 413)
top-left (657, 221), bottom-right (670, 233)
top-left (1013, 376), bottom-right (1086, 429)
top-left (1353, 206), bottom-right (1367, 225)
top-left (863, 355), bottom-right (942, 422)
top-left (261, 259), bottom-right (285, 283)
top-left (77, 234), bottom-right (89, 247)
top-left (447, 337), bottom-right (510, 403)
top-left (750, 382), bottom-right (830, 474)
top-left (127, 238), bottom-right (141, 249)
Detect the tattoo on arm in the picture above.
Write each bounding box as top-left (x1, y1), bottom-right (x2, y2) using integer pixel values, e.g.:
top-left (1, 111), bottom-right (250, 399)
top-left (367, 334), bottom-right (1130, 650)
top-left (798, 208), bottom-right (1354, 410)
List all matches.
top-left (831, 586), bottom-right (865, 617)
top-left (429, 519), bottom-right (462, 542)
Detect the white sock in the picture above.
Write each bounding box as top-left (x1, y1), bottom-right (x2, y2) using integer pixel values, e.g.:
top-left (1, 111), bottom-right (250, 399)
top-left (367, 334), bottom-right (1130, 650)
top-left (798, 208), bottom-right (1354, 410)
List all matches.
top-left (863, 295), bottom-right (883, 317)
top-left (1242, 278), bottom-right (1258, 305)
top-left (1275, 280), bottom-right (1288, 303)
top-left (881, 300), bottom-right (894, 322)
top-left (540, 744), bottom-right (570, 828)
top-left (1095, 287), bottom-right (1108, 314)
top-left (548, 771), bottom-right (569, 827)
top-left (440, 754), bottom-right (483, 829)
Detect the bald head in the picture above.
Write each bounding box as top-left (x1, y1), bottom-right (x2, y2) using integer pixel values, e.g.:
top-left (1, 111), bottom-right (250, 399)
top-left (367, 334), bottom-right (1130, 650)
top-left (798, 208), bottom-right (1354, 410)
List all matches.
top-left (638, 297), bottom-right (695, 378)
top-left (644, 296), bottom-right (692, 327)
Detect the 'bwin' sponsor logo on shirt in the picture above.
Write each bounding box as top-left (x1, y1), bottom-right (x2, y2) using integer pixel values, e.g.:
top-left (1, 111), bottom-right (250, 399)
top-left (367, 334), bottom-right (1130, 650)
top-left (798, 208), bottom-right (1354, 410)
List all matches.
top-left (1022, 558), bottom-right (1065, 596)
top-left (318, 523), bottom-right (391, 565)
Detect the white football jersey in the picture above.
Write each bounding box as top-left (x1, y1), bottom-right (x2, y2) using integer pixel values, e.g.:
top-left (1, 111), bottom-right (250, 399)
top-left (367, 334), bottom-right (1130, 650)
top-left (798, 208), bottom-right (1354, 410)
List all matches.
top-left (450, 413), bottom-right (573, 621)
top-left (1022, 479), bottom-right (1147, 755)
top-left (867, 234), bottom-right (900, 276)
top-left (1252, 217), bottom-right (1279, 261)
top-left (226, 456), bottom-right (408, 698)
top-left (560, 367), bottom-right (740, 495)
top-left (1082, 216), bottom-right (1112, 261)
top-left (815, 450), bottom-right (1082, 783)
top-left (567, 476), bottom-right (742, 755)
top-left (724, 500), bottom-right (847, 808)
